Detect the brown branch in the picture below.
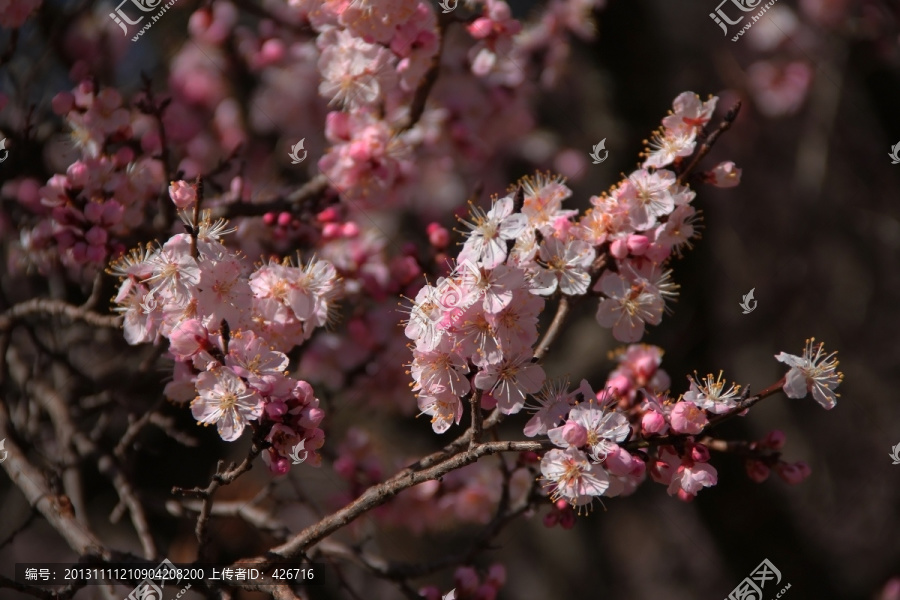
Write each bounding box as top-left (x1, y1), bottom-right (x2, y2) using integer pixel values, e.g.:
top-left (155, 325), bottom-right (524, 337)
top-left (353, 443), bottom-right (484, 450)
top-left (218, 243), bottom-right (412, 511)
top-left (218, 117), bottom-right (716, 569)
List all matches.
top-left (624, 377), bottom-right (786, 451)
top-left (394, 14), bottom-right (450, 134)
top-left (228, 440), bottom-right (542, 571)
top-left (0, 298), bottom-right (122, 330)
top-left (468, 388), bottom-right (484, 449)
top-left (171, 436), bottom-right (265, 562)
top-left (532, 295), bottom-right (570, 362)
top-left (0, 396), bottom-right (109, 558)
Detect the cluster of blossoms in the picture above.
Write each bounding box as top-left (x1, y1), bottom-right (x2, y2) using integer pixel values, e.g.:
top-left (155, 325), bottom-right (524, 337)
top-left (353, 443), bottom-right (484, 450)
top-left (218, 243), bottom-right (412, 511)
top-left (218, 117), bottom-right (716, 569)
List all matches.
top-left (405, 91), bottom-right (738, 437)
top-left (535, 334), bottom-right (843, 507)
top-left (10, 82), bottom-right (165, 276)
top-left (108, 182), bottom-right (341, 473)
top-left (404, 92), bottom-right (844, 511)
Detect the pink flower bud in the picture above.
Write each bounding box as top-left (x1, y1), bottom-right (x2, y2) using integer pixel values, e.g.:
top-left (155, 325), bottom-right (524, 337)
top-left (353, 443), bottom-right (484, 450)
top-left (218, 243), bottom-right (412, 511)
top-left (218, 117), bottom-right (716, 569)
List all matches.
top-left (85, 226), bottom-right (107, 246)
top-left (558, 507), bottom-right (576, 529)
top-left (325, 111), bottom-right (351, 140)
top-left (168, 180), bottom-right (197, 209)
top-left (333, 456), bottom-right (357, 480)
top-left (265, 400), bottom-right (288, 419)
top-left (708, 161), bottom-right (741, 188)
top-left (277, 211), bottom-right (292, 227)
top-left (101, 200), bottom-right (124, 225)
top-left (259, 38), bottom-right (285, 65)
top-left (266, 452), bottom-right (291, 476)
top-left (263, 212), bottom-right (276, 226)
top-left (560, 419), bottom-right (588, 448)
top-left (609, 238), bottom-right (629, 258)
top-left (467, 17), bottom-right (494, 39)
top-left (342, 222), bottom-right (360, 237)
top-left (455, 566), bottom-right (479, 593)
top-left (169, 319), bottom-right (210, 359)
top-left (605, 446), bottom-right (634, 476)
top-left (67, 161), bottom-right (89, 187)
top-left (84, 202), bottom-right (104, 223)
top-left (322, 222), bottom-right (341, 239)
top-left (317, 207), bottom-right (340, 222)
top-left (543, 511), bottom-right (559, 528)
top-left (641, 409), bottom-right (666, 435)
top-left (690, 443), bottom-right (710, 463)
top-left (627, 234), bottom-right (650, 255)
top-left (51, 91), bottom-right (75, 115)
top-left (486, 564), bottom-right (506, 588)
top-left (606, 373), bottom-right (631, 396)
top-left (299, 407), bottom-right (325, 428)
top-left (763, 429), bottom-right (786, 450)
top-left (745, 459), bottom-right (770, 483)
top-left (427, 223), bottom-right (450, 248)
top-left (775, 461), bottom-right (811, 485)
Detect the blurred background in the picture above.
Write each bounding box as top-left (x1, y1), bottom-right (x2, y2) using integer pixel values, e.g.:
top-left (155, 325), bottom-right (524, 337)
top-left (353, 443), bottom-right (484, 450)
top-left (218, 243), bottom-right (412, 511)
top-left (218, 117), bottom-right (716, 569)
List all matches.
top-left (1, 0), bottom-right (899, 598)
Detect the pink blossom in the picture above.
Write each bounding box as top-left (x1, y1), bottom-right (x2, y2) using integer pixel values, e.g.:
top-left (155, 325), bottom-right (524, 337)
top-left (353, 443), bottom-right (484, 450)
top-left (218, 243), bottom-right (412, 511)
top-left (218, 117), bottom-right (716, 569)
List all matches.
top-left (775, 338), bottom-right (843, 409)
top-left (191, 366), bottom-right (264, 442)
top-left (669, 401), bottom-right (708, 435)
top-left (169, 180), bottom-right (197, 209)
top-left (668, 460), bottom-right (718, 497)
top-left (594, 271), bottom-right (664, 342)
top-left (541, 446), bottom-right (609, 506)
top-left (706, 161), bottom-right (742, 188)
top-left (458, 195), bottom-right (528, 269)
top-left (474, 351), bottom-right (545, 414)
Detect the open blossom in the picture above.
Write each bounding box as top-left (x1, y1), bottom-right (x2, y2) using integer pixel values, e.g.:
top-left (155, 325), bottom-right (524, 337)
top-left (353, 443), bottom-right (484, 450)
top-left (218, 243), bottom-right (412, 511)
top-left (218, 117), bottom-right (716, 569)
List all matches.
top-left (458, 195), bottom-right (528, 269)
top-left (775, 338), bottom-right (843, 409)
top-left (682, 371), bottom-right (742, 414)
top-left (417, 389), bottom-right (464, 434)
top-left (549, 386), bottom-right (630, 459)
top-left (169, 180), bottom-right (197, 209)
top-left (594, 271), bottom-right (665, 342)
top-left (519, 172), bottom-right (578, 234)
top-left (620, 169), bottom-right (677, 230)
top-left (662, 92), bottom-right (718, 134)
top-left (474, 350), bottom-right (545, 414)
top-left (524, 379), bottom-right (576, 437)
top-left (668, 459), bottom-right (718, 498)
top-left (669, 401), bottom-right (708, 434)
top-left (191, 366), bottom-right (264, 442)
top-left (707, 161), bottom-right (742, 188)
top-left (541, 446), bottom-right (609, 506)
top-left (529, 236), bottom-right (595, 296)
top-left (316, 28), bottom-right (397, 108)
